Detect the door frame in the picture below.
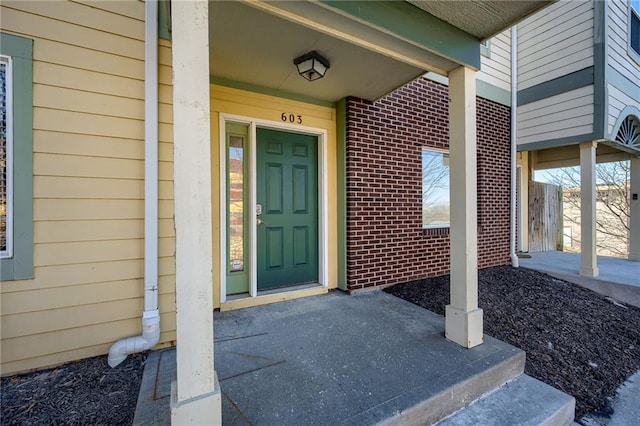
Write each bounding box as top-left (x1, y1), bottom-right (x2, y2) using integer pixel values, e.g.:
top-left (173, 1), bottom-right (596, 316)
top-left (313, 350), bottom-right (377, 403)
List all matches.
top-left (219, 113), bottom-right (329, 304)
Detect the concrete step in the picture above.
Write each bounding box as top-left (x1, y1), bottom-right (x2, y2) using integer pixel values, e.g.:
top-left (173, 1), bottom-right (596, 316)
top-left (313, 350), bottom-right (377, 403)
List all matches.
top-left (377, 345), bottom-right (526, 425)
top-left (435, 374), bottom-right (575, 426)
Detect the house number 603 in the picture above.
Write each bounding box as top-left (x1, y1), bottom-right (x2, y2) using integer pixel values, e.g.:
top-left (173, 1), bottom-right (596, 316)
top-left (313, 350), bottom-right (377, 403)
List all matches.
top-left (281, 113), bottom-right (302, 124)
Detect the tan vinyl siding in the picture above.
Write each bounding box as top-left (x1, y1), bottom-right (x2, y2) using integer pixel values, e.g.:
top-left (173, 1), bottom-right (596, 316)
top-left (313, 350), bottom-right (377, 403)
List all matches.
top-left (0, 1), bottom-right (176, 375)
top-left (518, 0), bottom-right (594, 90)
top-left (11, 0), bottom-right (146, 37)
top-left (73, 0), bottom-right (145, 20)
top-left (157, 37), bottom-right (174, 353)
top-left (607, 1), bottom-right (640, 84)
top-left (478, 30), bottom-right (511, 92)
top-left (517, 85), bottom-right (594, 146)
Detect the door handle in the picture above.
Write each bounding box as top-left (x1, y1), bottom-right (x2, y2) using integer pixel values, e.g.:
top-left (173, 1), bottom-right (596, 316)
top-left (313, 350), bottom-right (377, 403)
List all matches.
top-left (257, 218), bottom-right (264, 225)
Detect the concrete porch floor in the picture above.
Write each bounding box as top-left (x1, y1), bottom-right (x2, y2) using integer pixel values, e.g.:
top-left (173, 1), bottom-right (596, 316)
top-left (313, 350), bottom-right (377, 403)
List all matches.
top-left (133, 291), bottom-right (533, 425)
top-left (518, 251), bottom-right (640, 308)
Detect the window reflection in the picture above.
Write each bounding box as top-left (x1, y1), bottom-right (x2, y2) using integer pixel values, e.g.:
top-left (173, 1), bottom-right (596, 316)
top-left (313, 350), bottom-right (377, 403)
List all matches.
top-left (1, 58), bottom-right (8, 254)
top-left (422, 148), bottom-right (450, 228)
top-left (228, 134), bottom-right (244, 272)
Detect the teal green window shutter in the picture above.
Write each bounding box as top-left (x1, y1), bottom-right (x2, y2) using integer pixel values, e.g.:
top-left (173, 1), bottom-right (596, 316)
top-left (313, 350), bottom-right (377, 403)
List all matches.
top-left (1, 32), bottom-right (33, 280)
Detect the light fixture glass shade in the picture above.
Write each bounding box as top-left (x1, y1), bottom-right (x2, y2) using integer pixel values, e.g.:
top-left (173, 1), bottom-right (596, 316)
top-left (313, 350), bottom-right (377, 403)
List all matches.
top-left (294, 51), bottom-right (330, 81)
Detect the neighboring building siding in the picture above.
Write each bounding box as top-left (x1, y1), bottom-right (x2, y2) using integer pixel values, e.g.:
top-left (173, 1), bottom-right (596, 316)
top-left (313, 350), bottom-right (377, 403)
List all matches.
top-left (608, 83), bottom-right (640, 135)
top-left (516, 0), bottom-right (640, 148)
top-left (0, 1), bottom-right (176, 375)
top-left (517, 0), bottom-right (594, 91)
top-left (478, 30), bottom-right (511, 92)
top-left (423, 30), bottom-right (512, 107)
top-left (607, 0), bottom-right (640, 86)
top-left (517, 85), bottom-right (594, 146)
top-left (345, 78), bottom-right (511, 291)
top-left (606, 1), bottom-right (640, 137)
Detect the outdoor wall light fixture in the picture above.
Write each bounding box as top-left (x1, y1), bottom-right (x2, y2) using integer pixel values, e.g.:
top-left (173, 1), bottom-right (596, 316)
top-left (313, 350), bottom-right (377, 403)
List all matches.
top-left (294, 50), bottom-right (330, 81)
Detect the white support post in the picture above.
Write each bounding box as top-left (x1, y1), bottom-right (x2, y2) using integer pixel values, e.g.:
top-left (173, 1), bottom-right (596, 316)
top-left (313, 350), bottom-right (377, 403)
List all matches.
top-left (445, 66), bottom-right (483, 349)
top-left (170, 1), bottom-right (221, 424)
top-left (579, 141), bottom-right (599, 277)
top-left (629, 157), bottom-right (640, 261)
top-left (517, 152), bottom-right (530, 253)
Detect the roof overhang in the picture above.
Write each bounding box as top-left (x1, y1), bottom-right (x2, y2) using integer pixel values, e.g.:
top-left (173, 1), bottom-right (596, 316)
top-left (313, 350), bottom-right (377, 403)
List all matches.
top-left (407, 0), bottom-right (553, 41)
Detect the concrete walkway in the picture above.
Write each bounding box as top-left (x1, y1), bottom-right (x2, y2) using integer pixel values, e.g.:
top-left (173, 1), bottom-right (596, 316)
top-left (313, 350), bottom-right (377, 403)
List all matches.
top-left (133, 291), bottom-right (528, 425)
top-left (519, 251), bottom-right (640, 307)
top-left (577, 370), bottom-right (640, 426)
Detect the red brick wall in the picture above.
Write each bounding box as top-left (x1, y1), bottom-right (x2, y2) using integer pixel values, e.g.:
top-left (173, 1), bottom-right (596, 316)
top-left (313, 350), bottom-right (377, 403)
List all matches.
top-left (346, 77), bottom-right (511, 291)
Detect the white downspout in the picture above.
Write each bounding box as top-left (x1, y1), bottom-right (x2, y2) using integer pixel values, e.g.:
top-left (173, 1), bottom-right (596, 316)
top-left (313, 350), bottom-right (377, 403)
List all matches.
top-left (108, 0), bottom-right (160, 368)
top-left (510, 25), bottom-right (519, 268)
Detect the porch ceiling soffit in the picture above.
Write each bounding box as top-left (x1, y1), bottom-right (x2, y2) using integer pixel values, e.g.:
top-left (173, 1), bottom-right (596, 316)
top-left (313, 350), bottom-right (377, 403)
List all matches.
top-left (210, 1), bottom-right (553, 103)
top-left (209, 1), bottom-right (466, 103)
top-left (532, 143), bottom-right (639, 171)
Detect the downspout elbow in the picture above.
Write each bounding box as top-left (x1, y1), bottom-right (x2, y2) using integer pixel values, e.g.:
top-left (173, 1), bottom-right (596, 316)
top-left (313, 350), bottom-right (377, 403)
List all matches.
top-left (108, 310), bottom-right (160, 368)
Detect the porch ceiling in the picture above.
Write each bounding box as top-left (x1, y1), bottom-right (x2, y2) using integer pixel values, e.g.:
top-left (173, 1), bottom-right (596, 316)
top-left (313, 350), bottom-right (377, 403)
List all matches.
top-left (209, 1), bottom-right (553, 103)
top-left (210, 1), bottom-right (426, 102)
top-left (532, 143), bottom-right (639, 171)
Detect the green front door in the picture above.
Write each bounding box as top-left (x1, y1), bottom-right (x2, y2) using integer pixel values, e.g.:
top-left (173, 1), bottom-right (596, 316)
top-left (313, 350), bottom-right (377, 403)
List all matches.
top-left (256, 128), bottom-right (319, 290)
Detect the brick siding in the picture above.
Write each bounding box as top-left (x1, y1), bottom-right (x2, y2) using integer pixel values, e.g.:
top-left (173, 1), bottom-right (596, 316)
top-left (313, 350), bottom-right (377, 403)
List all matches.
top-left (346, 77), bottom-right (511, 291)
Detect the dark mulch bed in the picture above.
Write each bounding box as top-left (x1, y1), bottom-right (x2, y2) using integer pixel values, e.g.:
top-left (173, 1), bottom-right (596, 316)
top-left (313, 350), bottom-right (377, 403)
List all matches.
top-left (384, 265), bottom-right (640, 419)
top-left (1, 353), bottom-right (146, 426)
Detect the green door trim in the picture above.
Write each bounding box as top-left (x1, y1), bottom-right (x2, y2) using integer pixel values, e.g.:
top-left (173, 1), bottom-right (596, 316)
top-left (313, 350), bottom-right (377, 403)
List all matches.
top-left (219, 114), bottom-right (329, 304)
top-left (225, 122), bottom-right (251, 295)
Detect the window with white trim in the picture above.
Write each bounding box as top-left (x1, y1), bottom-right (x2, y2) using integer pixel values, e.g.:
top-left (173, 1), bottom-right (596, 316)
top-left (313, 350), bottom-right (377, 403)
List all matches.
top-left (631, 0), bottom-right (640, 57)
top-left (422, 148), bottom-right (450, 228)
top-left (0, 55), bottom-right (11, 258)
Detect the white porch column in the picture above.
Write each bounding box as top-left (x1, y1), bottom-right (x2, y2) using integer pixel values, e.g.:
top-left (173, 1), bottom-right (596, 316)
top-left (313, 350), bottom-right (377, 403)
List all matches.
top-left (629, 157), bottom-right (640, 261)
top-left (445, 66), bottom-right (483, 348)
top-left (170, 1), bottom-right (221, 424)
top-left (579, 141), bottom-right (599, 277)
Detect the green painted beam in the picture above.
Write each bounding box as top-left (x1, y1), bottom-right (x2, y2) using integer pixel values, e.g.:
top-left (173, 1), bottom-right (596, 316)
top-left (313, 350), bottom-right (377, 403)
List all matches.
top-left (477, 80), bottom-right (511, 106)
top-left (320, 0), bottom-right (481, 69)
top-left (593, 0), bottom-right (606, 140)
top-left (517, 67), bottom-right (594, 107)
top-left (423, 73), bottom-right (511, 106)
top-left (517, 133), bottom-right (595, 152)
